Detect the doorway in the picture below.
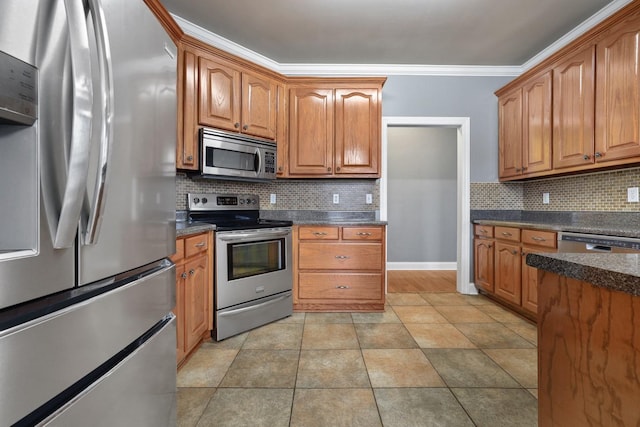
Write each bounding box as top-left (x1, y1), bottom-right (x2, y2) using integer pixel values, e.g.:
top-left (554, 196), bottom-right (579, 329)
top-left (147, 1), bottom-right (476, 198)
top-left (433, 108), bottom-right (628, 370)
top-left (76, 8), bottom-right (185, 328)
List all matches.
top-left (381, 117), bottom-right (473, 295)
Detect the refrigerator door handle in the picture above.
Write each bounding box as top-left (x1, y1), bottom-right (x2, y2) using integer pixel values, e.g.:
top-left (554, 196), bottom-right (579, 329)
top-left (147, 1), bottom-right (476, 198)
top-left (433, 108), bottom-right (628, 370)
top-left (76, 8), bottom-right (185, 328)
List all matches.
top-left (53, 0), bottom-right (95, 249)
top-left (83, 0), bottom-right (114, 245)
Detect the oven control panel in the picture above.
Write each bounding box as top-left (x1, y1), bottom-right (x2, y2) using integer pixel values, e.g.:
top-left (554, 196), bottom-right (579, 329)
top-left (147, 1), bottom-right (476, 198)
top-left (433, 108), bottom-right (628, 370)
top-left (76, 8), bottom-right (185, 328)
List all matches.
top-left (188, 193), bottom-right (259, 211)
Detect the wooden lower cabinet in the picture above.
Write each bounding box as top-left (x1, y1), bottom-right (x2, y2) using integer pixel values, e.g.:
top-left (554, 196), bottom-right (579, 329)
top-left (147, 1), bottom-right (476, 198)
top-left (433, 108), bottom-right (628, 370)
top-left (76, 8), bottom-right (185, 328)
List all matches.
top-left (172, 232), bottom-right (214, 367)
top-left (294, 225), bottom-right (386, 311)
top-left (473, 224), bottom-right (556, 320)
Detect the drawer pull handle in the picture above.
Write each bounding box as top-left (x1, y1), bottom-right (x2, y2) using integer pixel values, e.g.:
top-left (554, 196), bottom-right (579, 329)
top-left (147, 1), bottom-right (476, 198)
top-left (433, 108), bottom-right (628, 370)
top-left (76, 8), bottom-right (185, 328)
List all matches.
top-left (181, 272), bottom-right (187, 279)
top-left (335, 255), bottom-right (350, 259)
top-left (531, 236), bottom-right (546, 242)
top-left (501, 232), bottom-right (512, 237)
top-left (480, 229), bottom-right (488, 233)
top-left (194, 242), bottom-right (206, 247)
top-left (356, 232), bottom-right (372, 236)
top-left (336, 285), bottom-right (350, 289)
top-left (189, 269), bottom-right (196, 276)
top-left (313, 232), bottom-right (328, 236)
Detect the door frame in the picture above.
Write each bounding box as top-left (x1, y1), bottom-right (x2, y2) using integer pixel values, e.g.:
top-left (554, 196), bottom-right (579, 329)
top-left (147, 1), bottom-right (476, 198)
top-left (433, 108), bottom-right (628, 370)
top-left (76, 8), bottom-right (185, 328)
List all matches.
top-left (381, 116), bottom-right (475, 295)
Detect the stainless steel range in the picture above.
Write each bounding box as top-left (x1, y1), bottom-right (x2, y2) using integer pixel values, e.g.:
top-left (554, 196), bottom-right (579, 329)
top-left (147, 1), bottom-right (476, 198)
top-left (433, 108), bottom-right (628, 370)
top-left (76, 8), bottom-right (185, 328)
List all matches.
top-left (188, 193), bottom-right (293, 340)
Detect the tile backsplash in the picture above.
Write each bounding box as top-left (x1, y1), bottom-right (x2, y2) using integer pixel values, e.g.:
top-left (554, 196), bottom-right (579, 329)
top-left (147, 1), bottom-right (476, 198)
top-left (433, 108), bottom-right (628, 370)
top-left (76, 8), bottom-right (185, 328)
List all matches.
top-left (471, 167), bottom-right (640, 212)
top-left (176, 173), bottom-right (379, 211)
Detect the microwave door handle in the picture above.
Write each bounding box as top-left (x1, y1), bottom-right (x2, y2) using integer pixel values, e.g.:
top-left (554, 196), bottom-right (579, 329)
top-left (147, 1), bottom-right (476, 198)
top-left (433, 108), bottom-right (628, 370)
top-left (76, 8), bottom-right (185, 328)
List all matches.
top-left (53, 0), bottom-right (95, 249)
top-left (83, 0), bottom-right (114, 245)
top-left (254, 148), bottom-right (262, 174)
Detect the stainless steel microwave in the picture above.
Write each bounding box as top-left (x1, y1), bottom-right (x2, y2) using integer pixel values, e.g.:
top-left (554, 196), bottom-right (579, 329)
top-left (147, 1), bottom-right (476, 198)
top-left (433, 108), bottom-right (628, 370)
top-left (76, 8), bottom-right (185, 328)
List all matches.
top-left (199, 127), bottom-right (277, 182)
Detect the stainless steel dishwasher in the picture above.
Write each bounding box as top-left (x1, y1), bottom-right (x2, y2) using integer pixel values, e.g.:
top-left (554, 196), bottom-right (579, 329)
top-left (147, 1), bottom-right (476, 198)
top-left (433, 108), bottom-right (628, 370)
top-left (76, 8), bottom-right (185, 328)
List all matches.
top-left (557, 232), bottom-right (640, 253)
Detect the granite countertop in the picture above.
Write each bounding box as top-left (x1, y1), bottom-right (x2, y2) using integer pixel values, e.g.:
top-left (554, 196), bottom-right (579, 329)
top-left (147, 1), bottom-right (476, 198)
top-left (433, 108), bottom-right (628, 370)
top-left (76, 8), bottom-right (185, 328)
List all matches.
top-left (473, 219), bottom-right (640, 238)
top-left (260, 210), bottom-right (387, 226)
top-left (527, 253), bottom-right (640, 297)
top-left (176, 221), bottom-right (216, 237)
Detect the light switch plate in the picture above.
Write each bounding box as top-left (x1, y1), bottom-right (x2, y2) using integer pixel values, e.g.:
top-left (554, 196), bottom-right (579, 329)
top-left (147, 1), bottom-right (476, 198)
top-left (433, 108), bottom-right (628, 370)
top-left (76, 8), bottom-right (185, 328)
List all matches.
top-left (270, 193), bottom-right (276, 204)
top-left (333, 194), bottom-right (339, 204)
top-left (628, 187), bottom-right (639, 203)
top-left (366, 193), bottom-right (373, 204)
top-left (542, 192), bottom-right (550, 204)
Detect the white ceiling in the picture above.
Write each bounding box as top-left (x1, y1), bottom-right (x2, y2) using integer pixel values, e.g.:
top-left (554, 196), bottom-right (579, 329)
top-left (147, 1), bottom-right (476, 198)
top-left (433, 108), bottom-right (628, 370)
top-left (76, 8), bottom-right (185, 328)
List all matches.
top-left (160, 0), bottom-right (627, 70)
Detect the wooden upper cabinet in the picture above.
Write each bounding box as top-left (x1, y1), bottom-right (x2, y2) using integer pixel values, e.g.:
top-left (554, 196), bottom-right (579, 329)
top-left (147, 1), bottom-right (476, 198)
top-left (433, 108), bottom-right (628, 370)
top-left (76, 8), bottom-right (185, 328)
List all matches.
top-left (522, 71), bottom-right (552, 175)
top-left (498, 87), bottom-right (523, 179)
top-left (553, 45), bottom-right (595, 169)
top-left (595, 12), bottom-right (640, 163)
top-left (335, 88), bottom-right (380, 175)
top-left (198, 57), bottom-right (242, 132)
top-left (289, 87), bottom-right (335, 175)
top-left (241, 71), bottom-right (277, 139)
top-left (177, 48), bottom-right (199, 170)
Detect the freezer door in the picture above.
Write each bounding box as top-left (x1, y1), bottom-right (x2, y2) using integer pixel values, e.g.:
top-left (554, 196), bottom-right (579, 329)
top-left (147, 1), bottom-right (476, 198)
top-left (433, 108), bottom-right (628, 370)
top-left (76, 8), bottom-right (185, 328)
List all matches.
top-left (0, 261), bottom-right (175, 426)
top-left (41, 317), bottom-right (177, 427)
top-left (78, 0), bottom-right (177, 285)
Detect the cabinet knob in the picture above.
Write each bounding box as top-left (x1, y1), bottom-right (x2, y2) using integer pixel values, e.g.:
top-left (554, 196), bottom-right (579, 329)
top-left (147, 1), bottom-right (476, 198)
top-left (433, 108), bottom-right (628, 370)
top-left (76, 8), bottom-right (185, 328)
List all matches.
top-left (278, 166), bottom-right (283, 171)
top-left (327, 167), bottom-right (332, 172)
top-left (515, 168), bottom-right (521, 173)
top-left (189, 269), bottom-right (195, 276)
top-left (234, 122), bottom-right (240, 128)
top-left (336, 166), bottom-right (341, 171)
top-left (487, 244), bottom-right (493, 248)
top-left (594, 152), bottom-right (602, 158)
top-left (511, 250), bottom-right (518, 255)
top-left (583, 154), bottom-right (591, 160)
top-left (243, 124), bottom-right (248, 130)
top-left (181, 272), bottom-right (187, 279)
top-left (186, 155), bottom-right (193, 162)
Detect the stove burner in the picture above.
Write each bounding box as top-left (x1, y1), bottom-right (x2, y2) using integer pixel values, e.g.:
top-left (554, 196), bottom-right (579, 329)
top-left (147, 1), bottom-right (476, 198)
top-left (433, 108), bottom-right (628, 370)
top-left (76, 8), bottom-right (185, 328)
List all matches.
top-left (187, 193), bottom-right (292, 231)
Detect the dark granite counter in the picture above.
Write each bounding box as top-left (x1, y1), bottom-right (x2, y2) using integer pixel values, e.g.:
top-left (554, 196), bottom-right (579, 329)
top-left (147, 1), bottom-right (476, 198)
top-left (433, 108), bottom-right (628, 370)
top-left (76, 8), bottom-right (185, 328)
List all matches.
top-left (176, 221), bottom-right (215, 237)
top-left (527, 253), bottom-right (640, 296)
top-left (260, 210), bottom-right (387, 226)
top-left (471, 210), bottom-right (640, 238)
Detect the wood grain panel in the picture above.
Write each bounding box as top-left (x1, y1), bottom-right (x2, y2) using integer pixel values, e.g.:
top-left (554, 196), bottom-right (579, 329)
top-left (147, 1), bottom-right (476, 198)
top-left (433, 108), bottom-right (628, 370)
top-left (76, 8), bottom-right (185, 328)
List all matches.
top-left (241, 71), bottom-right (277, 139)
top-left (498, 87), bottom-right (523, 178)
top-left (494, 226), bottom-right (521, 243)
top-left (474, 238), bottom-right (495, 293)
top-left (522, 71), bottom-right (552, 174)
top-left (538, 271), bottom-right (640, 426)
top-left (521, 229), bottom-right (556, 248)
top-left (494, 241), bottom-right (522, 304)
top-left (185, 233), bottom-right (208, 258)
top-left (298, 273), bottom-right (383, 300)
top-left (198, 57), bottom-right (241, 132)
top-left (298, 243), bottom-right (382, 270)
top-left (298, 226), bottom-right (339, 240)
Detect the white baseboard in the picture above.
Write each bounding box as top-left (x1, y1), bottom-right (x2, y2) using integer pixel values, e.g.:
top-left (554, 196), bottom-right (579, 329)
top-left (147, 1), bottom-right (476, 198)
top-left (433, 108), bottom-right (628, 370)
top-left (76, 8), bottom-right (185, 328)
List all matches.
top-left (387, 262), bottom-right (457, 271)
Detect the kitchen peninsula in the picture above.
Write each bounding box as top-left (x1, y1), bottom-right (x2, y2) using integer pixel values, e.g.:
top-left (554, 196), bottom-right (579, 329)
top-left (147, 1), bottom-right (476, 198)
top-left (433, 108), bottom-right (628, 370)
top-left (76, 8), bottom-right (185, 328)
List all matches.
top-left (527, 252), bottom-right (640, 426)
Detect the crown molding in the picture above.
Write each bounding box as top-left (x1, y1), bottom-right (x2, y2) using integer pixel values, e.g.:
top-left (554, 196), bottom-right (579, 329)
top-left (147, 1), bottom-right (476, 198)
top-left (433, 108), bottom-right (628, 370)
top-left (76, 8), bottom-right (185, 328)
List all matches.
top-left (522, 0), bottom-right (633, 71)
top-left (173, 0), bottom-right (632, 78)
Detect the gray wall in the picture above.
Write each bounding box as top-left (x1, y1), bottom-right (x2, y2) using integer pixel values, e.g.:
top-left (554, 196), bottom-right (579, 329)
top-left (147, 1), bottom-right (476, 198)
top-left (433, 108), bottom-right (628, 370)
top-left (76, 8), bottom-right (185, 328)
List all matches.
top-left (387, 127), bottom-right (457, 263)
top-left (382, 75), bottom-right (514, 182)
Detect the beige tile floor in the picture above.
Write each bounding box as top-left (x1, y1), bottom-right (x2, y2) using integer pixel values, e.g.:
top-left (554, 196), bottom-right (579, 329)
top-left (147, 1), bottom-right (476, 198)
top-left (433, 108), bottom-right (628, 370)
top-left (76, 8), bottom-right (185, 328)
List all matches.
top-left (177, 292), bottom-right (538, 426)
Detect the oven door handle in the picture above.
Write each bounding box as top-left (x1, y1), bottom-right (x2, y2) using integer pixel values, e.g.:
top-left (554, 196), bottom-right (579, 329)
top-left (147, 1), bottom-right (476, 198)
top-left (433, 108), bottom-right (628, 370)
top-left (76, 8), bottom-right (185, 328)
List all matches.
top-left (217, 230), bottom-right (291, 242)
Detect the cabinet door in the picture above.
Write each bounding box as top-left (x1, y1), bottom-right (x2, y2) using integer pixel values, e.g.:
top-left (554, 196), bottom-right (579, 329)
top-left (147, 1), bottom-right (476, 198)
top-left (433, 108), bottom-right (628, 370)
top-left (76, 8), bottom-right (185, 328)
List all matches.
top-left (522, 71), bottom-right (552, 175)
top-left (199, 57), bottom-right (241, 132)
top-left (177, 49), bottom-right (199, 170)
top-left (288, 87), bottom-right (334, 175)
top-left (553, 46), bottom-right (595, 169)
top-left (174, 263), bottom-right (186, 364)
top-left (474, 239), bottom-right (494, 292)
top-left (521, 247), bottom-right (544, 316)
top-left (184, 254), bottom-right (209, 353)
top-left (241, 71), bottom-right (277, 140)
top-left (498, 87), bottom-right (523, 179)
top-left (335, 88), bottom-right (380, 175)
top-left (595, 14), bottom-right (640, 163)
top-left (494, 242), bottom-right (522, 305)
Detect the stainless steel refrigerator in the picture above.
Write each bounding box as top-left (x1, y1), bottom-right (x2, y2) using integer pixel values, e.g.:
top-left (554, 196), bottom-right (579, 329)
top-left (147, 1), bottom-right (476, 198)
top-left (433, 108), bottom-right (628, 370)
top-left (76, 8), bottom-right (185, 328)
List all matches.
top-left (0, 0), bottom-right (177, 425)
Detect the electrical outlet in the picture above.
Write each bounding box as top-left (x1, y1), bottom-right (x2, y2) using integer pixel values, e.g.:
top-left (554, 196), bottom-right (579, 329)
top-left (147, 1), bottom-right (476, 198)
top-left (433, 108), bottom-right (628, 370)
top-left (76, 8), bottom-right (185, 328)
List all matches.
top-left (366, 193), bottom-right (373, 204)
top-left (333, 194), bottom-right (339, 204)
top-left (628, 187), bottom-right (639, 203)
top-left (542, 192), bottom-right (550, 204)
top-left (270, 193), bottom-right (276, 204)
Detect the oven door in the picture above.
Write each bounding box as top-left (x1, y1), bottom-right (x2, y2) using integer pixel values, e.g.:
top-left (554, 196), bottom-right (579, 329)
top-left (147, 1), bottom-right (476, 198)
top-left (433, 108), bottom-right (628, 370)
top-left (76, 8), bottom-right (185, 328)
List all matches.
top-left (215, 228), bottom-right (292, 310)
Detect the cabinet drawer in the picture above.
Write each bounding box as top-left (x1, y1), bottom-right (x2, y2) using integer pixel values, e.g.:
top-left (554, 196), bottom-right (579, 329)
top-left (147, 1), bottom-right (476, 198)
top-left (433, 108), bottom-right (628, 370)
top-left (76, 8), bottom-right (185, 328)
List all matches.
top-left (299, 243), bottom-right (382, 270)
top-left (171, 238), bottom-right (185, 262)
top-left (495, 226), bottom-right (520, 242)
top-left (298, 226), bottom-right (339, 240)
top-left (185, 233), bottom-right (208, 258)
top-left (298, 273), bottom-right (382, 300)
top-left (474, 225), bottom-right (494, 238)
top-left (522, 229), bottom-right (556, 249)
top-left (342, 227), bottom-right (382, 241)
